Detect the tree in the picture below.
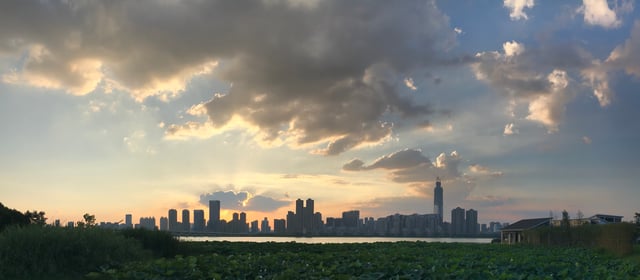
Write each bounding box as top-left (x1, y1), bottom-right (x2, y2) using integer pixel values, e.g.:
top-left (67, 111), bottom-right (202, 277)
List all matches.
top-left (0, 202), bottom-right (29, 231)
top-left (25, 210), bottom-right (47, 226)
top-left (561, 210), bottom-right (570, 229)
top-left (77, 213), bottom-right (96, 228)
top-left (83, 213), bottom-right (96, 227)
top-left (635, 212), bottom-right (640, 225)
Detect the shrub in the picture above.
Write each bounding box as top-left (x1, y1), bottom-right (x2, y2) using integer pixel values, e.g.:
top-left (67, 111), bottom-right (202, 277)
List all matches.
top-left (119, 228), bottom-right (181, 258)
top-left (0, 226), bottom-right (150, 279)
top-left (525, 223), bottom-right (636, 256)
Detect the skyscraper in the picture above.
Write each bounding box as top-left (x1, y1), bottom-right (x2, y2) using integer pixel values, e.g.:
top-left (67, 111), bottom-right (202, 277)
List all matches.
top-left (465, 209), bottom-right (478, 235)
top-left (208, 200), bottom-right (220, 232)
top-left (125, 214), bottom-right (133, 229)
top-left (168, 209), bottom-right (178, 232)
top-left (182, 209), bottom-right (190, 232)
top-left (304, 198), bottom-right (314, 234)
top-left (295, 199), bottom-right (304, 234)
top-left (159, 217), bottom-right (168, 231)
top-left (434, 177), bottom-right (443, 224)
top-left (451, 207), bottom-right (465, 236)
top-left (193, 209), bottom-right (205, 232)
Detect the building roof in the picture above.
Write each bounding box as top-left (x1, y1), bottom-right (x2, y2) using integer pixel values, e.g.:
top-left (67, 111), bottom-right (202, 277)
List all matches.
top-left (501, 218), bottom-right (551, 231)
top-left (592, 214), bottom-right (623, 218)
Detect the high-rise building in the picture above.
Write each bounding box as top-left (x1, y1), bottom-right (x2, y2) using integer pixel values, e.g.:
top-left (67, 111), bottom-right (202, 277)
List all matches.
top-left (125, 214), bottom-right (133, 228)
top-left (182, 209), bottom-right (190, 232)
top-left (208, 200), bottom-right (220, 232)
top-left (286, 211), bottom-right (295, 234)
top-left (139, 217), bottom-right (156, 230)
top-left (342, 210), bottom-right (360, 229)
top-left (434, 177), bottom-right (443, 224)
top-left (295, 199), bottom-right (304, 234)
top-left (274, 219), bottom-right (286, 234)
top-left (261, 217), bottom-right (271, 233)
top-left (168, 209), bottom-right (178, 232)
top-left (451, 207), bottom-right (466, 235)
top-left (159, 217), bottom-right (168, 231)
top-left (240, 212), bottom-right (248, 232)
top-left (193, 209), bottom-right (205, 232)
top-left (465, 209), bottom-right (478, 235)
top-left (250, 220), bottom-right (259, 233)
top-left (304, 198), bottom-right (314, 234)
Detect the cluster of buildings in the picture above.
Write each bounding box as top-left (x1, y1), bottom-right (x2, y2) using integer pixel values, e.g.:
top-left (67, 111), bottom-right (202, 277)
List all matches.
top-left (99, 178), bottom-right (507, 236)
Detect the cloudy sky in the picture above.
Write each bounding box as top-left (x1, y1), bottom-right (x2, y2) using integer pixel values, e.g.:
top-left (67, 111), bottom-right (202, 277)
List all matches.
top-left (1, 0), bottom-right (639, 225)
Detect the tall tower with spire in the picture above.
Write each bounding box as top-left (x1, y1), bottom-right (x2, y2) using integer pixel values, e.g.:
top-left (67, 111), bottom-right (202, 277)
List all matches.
top-left (434, 177), bottom-right (443, 224)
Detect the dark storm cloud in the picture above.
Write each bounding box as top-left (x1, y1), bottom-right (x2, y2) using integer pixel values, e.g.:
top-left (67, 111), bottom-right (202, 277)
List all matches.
top-left (343, 149), bottom-right (461, 183)
top-left (0, 0), bottom-right (457, 154)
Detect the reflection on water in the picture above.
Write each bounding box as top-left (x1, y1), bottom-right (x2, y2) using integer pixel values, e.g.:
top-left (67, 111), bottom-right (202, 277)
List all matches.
top-left (179, 236), bottom-right (493, 244)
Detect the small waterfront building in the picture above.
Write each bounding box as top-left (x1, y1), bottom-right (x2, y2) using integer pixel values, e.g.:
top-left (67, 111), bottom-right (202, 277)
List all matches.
top-left (500, 218), bottom-right (552, 244)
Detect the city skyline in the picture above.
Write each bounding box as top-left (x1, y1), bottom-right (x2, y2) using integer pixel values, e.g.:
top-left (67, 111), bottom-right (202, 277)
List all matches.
top-left (1, 1), bottom-right (639, 225)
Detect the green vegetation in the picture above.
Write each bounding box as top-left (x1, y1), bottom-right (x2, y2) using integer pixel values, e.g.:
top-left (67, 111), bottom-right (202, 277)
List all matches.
top-left (0, 226), bottom-right (150, 279)
top-left (525, 223), bottom-right (637, 256)
top-left (88, 242), bottom-right (640, 279)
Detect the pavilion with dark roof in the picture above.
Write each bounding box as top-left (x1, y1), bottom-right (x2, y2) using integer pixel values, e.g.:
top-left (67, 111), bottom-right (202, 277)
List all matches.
top-left (500, 217), bottom-right (552, 244)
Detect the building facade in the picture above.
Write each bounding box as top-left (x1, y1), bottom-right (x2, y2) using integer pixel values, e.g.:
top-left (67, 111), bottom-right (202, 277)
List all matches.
top-left (208, 200), bottom-right (220, 232)
top-left (451, 207), bottom-right (466, 235)
top-left (434, 177), bottom-right (443, 224)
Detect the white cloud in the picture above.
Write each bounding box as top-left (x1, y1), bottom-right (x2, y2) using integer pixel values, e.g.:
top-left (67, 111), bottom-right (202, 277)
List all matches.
top-left (503, 123), bottom-right (518, 135)
top-left (404, 77), bottom-right (418, 91)
top-left (454, 27), bottom-right (463, 34)
top-left (504, 0), bottom-right (535, 20)
top-left (525, 70), bottom-right (570, 133)
top-left (472, 41), bottom-right (602, 133)
top-left (580, 0), bottom-right (621, 29)
top-left (606, 21), bottom-right (640, 77)
top-left (581, 60), bottom-right (612, 107)
top-left (503, 41), bottom-right (525, 57)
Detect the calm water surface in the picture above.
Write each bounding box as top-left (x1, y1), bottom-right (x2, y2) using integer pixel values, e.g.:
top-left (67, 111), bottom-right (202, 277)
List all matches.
top-left (179, 236), bottom-right (492, 244)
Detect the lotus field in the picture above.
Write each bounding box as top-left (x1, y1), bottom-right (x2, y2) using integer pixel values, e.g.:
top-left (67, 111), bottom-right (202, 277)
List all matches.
top-left (91, 241), bottom-right (640, 279)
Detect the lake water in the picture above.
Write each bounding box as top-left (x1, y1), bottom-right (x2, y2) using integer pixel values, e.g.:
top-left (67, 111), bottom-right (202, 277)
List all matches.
top-left (179, 236), bottom-right (493, 244)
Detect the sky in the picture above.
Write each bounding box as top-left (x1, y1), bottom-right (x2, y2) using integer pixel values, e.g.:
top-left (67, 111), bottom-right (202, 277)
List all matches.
top-left (1, 0), bottom-right (639, 226)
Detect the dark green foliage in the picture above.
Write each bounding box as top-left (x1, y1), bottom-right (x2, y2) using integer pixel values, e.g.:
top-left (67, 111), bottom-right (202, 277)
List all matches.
top-left (0, 202), bottom-right (30, 231)
top-left (89, 242), bottom-right (640, 279)
top-left (0, 226), bottom-right (150, 279)
top-left (119, 228), bottom-right (181, 258)
top-left (525, 223), bottom-right (636, 256)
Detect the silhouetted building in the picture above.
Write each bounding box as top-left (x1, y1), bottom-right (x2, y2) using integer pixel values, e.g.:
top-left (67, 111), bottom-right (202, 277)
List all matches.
top-left (341, 210), bottom-right (360, 234)
top-left (261, 217), bottom-right (271, 233)
top-left (182, 209), bottom-right (190, 232)
top-left (250, 220), bottom-right (259, 233)
top-left (168, 209), bottom-right (178, 232)
top-left (304, 198), bottom-right (314, 234)
top-left (287, 211), bottom-right (296, 234)
top-left (466, 209), bottom-right (478, 234)
top-left (451, 207), bottom-right (465, 235)
top-left (274, 219), bottom-right (286, 234)
top-left (434, 177), bottom-right (443, 224)
top-left (208, 200), bottom-right (220, 232)
top-left (139, 217), bottom-right (156, 230)
top-left (193, 209), bottom-right (205, 232)
top-left (160, 217), bottom-right (168, 231)
top-left (125, 214), bottom-right (133, 228)
top-left (295, 199), bottom-right (304, 234)
top-left (314, 212), bottom-right (323, 233)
